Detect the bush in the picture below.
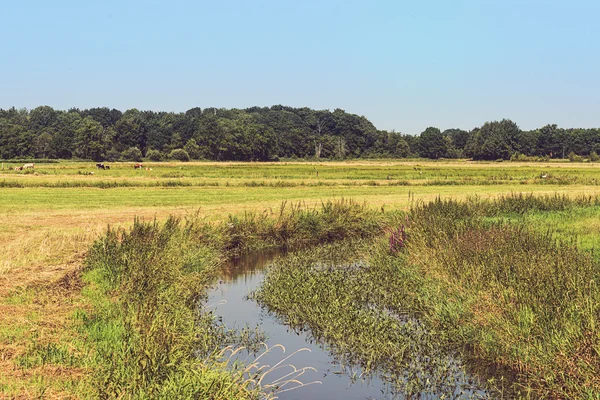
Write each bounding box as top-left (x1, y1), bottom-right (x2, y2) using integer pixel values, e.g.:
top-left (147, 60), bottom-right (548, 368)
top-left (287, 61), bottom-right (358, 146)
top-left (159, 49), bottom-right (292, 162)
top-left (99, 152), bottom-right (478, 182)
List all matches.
top-left (105, 148), bottom-right (122, 162)
top-left (169, 148), bottom-right (190, 162)
top-left (510, 152), bottom-right (549, 162)
top-left (122, 147), bottom-right (143, 162)
top-left (590, 151), bottom-right (599, 162)
top-left (146, 149), bottom-right (163, 161)
top-left (183, 139), bottom-right (201, 160)
top-left (568, 151), bottom-right (585, 162)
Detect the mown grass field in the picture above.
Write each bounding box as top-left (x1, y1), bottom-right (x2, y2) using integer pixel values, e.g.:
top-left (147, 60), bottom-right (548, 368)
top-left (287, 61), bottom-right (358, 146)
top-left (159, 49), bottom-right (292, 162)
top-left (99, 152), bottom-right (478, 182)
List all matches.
top-left (2, 159), bottom-right (600, 398)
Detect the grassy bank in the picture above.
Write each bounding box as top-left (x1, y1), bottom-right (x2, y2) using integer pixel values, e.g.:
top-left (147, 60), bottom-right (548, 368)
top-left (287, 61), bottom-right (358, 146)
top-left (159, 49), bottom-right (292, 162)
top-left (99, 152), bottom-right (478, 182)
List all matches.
top-left (75, 200), bottom-right (393, 398)
top-left (254, 194), bottom-right (600, 398)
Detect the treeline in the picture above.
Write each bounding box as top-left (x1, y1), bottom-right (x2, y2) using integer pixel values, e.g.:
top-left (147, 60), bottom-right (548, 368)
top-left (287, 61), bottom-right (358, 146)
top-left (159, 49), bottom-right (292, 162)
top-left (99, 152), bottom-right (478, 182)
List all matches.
top-left (0, 105), bottom-right (598, 161)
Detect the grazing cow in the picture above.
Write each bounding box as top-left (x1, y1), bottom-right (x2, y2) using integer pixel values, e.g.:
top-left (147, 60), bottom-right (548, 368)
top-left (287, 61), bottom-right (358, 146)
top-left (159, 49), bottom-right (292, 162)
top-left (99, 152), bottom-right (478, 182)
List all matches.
top-left (14, 166), bottom-right (23, 171)
top-left (96, 163), bottom-right (105, 170)
top-left (134, 163), bottom-right (143, 169)
top-left (22, 163), bottom-right (34, 169)
top-left (105, 165), bottom-right (110, 170)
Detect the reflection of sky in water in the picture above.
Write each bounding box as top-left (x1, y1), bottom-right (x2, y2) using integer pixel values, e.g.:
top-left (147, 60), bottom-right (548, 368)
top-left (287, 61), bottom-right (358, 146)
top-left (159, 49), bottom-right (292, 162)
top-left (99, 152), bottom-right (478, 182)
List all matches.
top-left (207, 252), bottom-right (488, 400)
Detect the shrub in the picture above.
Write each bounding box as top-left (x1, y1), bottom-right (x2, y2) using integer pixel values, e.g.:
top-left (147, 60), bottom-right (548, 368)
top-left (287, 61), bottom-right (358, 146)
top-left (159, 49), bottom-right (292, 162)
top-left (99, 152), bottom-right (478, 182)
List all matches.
top-left (105, 148), bottom-right (122, 162)
top-left (122, 147), bottom-right (143, 162)
top-left (510, 152), bottom-right (549, 162)
top-left (568, 151), bottom-right (584, 162)
top-left (183, 139), bottom-right (201, 160)
top-left (169, 149), bottom-right (190, 162)
top-left (146, 149), bottom-right (163, 161)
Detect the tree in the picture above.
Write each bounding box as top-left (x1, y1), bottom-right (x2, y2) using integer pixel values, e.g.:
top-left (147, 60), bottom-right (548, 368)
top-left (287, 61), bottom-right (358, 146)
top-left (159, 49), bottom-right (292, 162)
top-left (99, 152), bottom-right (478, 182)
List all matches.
top-left (51, 111), bottom-right (81, 158)
top-left (443, 128), bottom-right (470, 150)
top-left (74, 117), bottom-right (105, 161)
top-left (419, 127), bottom-right (447, 159)
top-left (29, 106), bottom-right (57, 131)
top-left (183, 139), bottom-right (201, 159)
top-left (465, 119), bottom-right (521, 160)
top-left (114, 109), bottom-right (148, 154)
top-left (33, 132), bottom-right (53, 158)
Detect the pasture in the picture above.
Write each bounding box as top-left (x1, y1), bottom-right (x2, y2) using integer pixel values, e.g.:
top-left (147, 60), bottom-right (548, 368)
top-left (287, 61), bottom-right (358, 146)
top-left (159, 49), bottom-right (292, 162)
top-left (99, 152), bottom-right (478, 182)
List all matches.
top-left (2, 160), bottom-right (600, 398)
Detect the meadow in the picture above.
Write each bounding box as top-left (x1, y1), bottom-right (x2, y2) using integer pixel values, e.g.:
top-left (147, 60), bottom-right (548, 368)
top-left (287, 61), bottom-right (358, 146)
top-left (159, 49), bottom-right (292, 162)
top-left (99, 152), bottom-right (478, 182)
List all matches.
top-left (2, 160), bottom-right (600, 398)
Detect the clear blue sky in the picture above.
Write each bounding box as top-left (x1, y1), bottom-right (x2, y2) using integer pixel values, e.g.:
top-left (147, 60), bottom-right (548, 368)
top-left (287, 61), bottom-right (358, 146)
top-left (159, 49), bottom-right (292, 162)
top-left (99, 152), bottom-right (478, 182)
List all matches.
top-left (1, 0), bottom-right (599, 134)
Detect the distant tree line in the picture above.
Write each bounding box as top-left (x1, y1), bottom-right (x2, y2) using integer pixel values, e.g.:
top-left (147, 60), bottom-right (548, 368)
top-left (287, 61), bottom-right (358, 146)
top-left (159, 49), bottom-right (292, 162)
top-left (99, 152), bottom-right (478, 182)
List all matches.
top-left (0, 105), bottom-right (598, 161)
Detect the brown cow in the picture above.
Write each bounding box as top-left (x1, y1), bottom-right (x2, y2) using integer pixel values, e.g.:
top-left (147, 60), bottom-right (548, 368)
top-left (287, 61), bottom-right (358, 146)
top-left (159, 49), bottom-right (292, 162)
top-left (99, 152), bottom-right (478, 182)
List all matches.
top-left (134, 163), bottom-right (143, 169)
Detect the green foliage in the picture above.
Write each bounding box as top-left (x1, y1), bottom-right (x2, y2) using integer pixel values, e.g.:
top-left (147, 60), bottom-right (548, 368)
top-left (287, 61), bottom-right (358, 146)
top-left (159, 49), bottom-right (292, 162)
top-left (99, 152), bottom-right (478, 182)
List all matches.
top-left (568, 151), bottom-right (585, 162)
top-left (84, 217), bottom-right (256, 398)
top-left (146, 149), bottom-right (163, 161)
top-left (169, 148), bottom-right (190, 161)
top-left (2, 105), bottom-right (600, 161)
top-left (403, 197), bottom-right (600, 397)
top-left (74, 116), bottom-right (105, 161)
top-left (254, 242), bottom-right (480, 396)
top-left (418, 127), bottom-right (447, 159)
top-left (509, 152), bottom-right (549, 162)
top-left (121, 146), bottom-right (143, 161)
top-left (465, 119), bottom-right (521, 160)
top-left (183, 138), bottom-right (201, 159)
top-left (255, 194), bottom-right (600, 397)
top-left (80, 200), bottom-right (396, 397)
top-left (105, 147), bottom-right (122, 162)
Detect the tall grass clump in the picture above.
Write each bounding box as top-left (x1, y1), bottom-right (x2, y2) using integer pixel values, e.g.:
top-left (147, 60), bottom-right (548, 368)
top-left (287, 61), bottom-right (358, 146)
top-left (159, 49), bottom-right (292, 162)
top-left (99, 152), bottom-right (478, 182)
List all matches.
top-left (83, 216), bottom-right (261, 399)
top-left (221, 199), bottom-right (392, 255)
top-left (426, 192), bottom-right (600, 217)
top-left (400, 198), bottom-right (600, 397)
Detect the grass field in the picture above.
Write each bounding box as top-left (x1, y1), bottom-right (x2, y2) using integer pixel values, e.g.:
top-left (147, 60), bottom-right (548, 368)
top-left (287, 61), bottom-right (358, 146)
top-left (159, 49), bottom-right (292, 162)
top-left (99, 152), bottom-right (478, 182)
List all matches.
top-left (2, 160), bottom-right (600, 397)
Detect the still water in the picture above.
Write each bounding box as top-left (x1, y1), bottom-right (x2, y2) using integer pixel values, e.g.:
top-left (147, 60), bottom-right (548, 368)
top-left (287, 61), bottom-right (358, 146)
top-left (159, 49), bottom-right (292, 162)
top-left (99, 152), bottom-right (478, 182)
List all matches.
top-left (207, 251), bottom-right (488, 400)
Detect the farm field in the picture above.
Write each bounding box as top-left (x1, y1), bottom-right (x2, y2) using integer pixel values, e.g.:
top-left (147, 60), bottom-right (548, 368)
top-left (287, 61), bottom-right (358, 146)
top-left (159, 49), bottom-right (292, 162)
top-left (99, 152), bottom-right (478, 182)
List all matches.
top-left (2, 160), bottom-right (600, 398)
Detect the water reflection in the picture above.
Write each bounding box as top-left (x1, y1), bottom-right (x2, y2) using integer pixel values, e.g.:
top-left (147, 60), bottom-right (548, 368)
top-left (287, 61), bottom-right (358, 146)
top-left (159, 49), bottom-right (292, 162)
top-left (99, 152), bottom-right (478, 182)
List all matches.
top-left (207, 251), bottom-right (489, 399)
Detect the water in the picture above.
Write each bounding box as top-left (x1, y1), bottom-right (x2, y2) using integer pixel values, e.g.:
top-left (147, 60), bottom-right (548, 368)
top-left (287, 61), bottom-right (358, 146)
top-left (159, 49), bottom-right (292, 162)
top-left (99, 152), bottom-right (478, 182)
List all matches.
top-left (207, 251), bottom-right (488, 399)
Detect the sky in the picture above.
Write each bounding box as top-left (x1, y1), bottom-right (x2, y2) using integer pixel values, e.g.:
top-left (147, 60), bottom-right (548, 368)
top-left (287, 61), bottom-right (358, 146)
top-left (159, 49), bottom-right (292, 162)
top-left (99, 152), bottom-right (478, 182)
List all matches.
top-left (1, 0), bottom-right (599, 134)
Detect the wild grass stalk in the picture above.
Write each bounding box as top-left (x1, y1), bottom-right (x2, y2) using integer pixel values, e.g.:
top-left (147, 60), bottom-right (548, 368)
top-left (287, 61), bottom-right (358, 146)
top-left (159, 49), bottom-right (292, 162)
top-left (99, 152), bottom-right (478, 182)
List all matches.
top-left (79, 199), bottom-right (394, 397)
top-left (401, 197), bottom-right (600, 397)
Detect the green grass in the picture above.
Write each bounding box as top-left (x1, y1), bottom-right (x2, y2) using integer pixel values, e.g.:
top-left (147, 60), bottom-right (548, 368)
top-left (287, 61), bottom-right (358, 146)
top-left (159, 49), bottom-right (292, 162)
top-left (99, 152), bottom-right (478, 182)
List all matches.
top-left (3, 159), bottom-right (600, 185)
top-left (74, 200), bottom-right (395, 398)
top-left (5, 160), bottom-right (600, 398)
top-left (254, 194), bottom-right (600, 398)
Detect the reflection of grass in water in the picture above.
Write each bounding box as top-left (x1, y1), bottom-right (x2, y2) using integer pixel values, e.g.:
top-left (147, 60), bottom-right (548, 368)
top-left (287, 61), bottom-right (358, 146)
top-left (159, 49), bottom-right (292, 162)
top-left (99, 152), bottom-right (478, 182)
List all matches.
top-left (226, 343), bottom-right (322, 398)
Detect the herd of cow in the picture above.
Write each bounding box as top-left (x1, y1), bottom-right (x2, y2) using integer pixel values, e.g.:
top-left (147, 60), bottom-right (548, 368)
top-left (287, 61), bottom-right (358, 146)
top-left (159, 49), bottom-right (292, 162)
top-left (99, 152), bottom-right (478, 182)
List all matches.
top-left (97, 163), bottom-right (148, 170)
top-left (12, 163), bottom-right (152, 171)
